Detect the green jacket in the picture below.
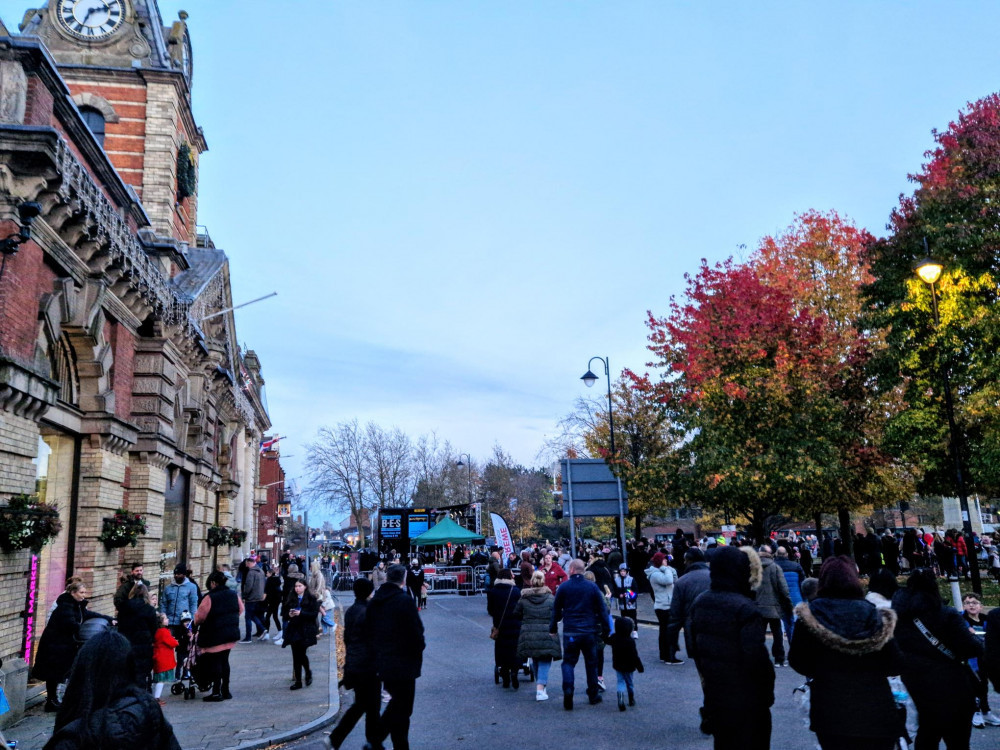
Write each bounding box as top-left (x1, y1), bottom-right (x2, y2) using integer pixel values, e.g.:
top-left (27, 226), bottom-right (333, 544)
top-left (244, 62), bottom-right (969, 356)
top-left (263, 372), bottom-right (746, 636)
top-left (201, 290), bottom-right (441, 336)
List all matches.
top-left (515, 586), bottom-right (561, 661)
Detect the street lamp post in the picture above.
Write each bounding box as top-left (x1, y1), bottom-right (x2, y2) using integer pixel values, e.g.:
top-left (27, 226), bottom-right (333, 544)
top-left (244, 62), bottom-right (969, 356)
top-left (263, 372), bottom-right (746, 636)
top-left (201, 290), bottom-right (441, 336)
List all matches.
top-left (456, 453), bottom-right (473, 504)
top-left (914, 255), bottom-right (982, 596)
top-left (581, 355), bottom-right (626, 553)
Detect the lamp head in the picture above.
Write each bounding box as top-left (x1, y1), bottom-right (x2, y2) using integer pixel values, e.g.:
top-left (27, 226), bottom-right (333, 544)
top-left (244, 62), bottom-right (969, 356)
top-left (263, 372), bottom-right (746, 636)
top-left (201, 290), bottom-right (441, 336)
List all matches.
top-left (456, 458), bottom-right (465, 468)
top-left (1, 201), bottom-right (42, 256)
top-left (581, 370), bottom-right (598, 388)
top-left (18, 201), bottom-right (41, 227)
top-left (914, 257), bottom-right (944, 286)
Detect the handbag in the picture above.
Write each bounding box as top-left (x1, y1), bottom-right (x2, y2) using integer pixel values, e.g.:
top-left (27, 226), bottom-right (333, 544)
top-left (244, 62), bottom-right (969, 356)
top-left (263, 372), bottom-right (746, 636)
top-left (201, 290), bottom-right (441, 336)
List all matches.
top-left (912, 616), bottom-right (980, 684)
top-left (489, 586), bottom-right (514, 640)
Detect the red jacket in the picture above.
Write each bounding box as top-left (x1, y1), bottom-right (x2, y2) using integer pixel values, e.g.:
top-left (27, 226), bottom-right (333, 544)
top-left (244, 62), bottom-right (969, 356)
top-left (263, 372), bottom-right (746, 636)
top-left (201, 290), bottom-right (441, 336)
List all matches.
top-left (542, 563), bottom-right (567, 594)
top-left (956, 535), bottom-right (968, 557)
top-left (152, 627), bottom-right (179, 673)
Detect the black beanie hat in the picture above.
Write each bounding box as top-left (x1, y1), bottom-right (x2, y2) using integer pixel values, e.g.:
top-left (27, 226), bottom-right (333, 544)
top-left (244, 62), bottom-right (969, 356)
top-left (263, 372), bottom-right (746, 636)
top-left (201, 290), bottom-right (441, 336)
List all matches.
top-left (353, 577), bottom-right (374, 599)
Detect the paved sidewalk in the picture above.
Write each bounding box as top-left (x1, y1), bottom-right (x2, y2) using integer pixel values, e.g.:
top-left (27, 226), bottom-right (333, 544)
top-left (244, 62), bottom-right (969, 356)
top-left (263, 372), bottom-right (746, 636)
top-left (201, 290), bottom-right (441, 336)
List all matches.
top-left (4, 624), bottom-right (339, 750)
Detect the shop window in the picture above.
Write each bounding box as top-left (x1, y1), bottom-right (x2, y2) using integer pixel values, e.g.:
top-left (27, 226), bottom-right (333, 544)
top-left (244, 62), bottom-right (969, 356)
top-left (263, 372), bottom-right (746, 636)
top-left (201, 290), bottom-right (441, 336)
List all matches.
top-left (31, 429), bottom-right (78, 666)
top-left (162, 468), bottom-right (190, 590)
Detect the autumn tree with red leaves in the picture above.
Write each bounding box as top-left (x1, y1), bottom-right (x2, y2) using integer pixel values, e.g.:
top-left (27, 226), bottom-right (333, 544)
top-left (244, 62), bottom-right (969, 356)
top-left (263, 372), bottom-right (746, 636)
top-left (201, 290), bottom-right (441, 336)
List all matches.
top-left (639, 213), bottom-right (910, 542)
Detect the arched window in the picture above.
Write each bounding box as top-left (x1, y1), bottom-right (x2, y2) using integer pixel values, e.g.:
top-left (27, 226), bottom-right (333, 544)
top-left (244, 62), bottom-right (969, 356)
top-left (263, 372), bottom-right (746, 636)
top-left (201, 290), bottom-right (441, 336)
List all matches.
top-left (79, 106), bottom-right (106, 147)
top-left (35, 327), bottom-right (79, 406)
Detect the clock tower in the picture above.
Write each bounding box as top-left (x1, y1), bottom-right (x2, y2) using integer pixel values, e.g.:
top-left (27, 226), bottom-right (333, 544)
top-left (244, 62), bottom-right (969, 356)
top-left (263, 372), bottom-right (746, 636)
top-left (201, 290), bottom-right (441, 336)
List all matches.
top-left (18, 0), bottom-right (205, 257)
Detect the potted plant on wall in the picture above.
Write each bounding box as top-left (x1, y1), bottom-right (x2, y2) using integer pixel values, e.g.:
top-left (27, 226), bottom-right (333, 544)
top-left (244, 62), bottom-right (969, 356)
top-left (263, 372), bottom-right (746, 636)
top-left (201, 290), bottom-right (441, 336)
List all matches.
top-left (206, 525), bottom-right (232, 547)
top-left (0, 494), bottom-right (62, 554)
top-left (98, 508), bottom-right (148, 550)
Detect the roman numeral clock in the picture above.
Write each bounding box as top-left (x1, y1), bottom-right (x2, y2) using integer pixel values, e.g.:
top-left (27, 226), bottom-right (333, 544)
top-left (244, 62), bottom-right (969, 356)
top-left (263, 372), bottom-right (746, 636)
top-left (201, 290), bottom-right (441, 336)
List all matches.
top-left (55, 0), bottom-right (125, 40)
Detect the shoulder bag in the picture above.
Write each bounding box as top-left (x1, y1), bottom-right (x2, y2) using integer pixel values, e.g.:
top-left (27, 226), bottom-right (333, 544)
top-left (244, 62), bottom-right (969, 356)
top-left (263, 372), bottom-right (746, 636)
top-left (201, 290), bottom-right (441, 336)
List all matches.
top-left (489, 586), bottom-right (514, 640)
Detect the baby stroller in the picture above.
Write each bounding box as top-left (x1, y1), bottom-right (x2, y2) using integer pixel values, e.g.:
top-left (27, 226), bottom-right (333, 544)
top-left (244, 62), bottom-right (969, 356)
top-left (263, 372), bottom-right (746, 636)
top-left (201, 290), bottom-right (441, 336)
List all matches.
top-left (170, 617), bottom-right (202, 700)
top-left (493, 659), bottom-right (532, 685)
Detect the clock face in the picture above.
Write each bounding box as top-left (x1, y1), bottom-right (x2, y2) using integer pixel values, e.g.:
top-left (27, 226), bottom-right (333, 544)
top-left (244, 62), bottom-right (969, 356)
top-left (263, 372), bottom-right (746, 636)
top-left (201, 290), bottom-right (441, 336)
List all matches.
top-left (56, 0), bottom-right (126, 41)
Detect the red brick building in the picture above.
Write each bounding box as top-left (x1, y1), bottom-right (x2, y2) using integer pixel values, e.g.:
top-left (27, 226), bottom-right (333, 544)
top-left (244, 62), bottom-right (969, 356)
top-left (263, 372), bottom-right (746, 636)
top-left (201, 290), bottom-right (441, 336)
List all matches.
top-left (0, 2), bottom-right (271, 724)
top-left (256, 445), bottom-right (286, 561)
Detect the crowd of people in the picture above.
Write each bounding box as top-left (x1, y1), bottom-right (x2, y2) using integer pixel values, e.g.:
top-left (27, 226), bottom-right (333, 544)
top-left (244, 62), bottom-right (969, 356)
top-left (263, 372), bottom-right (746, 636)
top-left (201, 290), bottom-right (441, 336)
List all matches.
top-left (454, 530), bottom-right (1000, 750)
top-left (27, 548), bottom-right (340, 748)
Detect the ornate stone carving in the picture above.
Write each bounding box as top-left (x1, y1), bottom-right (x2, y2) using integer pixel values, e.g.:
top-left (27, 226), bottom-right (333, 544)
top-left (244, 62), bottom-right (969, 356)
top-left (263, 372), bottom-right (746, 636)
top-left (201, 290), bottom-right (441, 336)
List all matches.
top-left (218, 478), bottom-right (240, 499)
top-left (0, 130), bottom-right (195, 333)
top-left (0, 60), bottom-right (27, 124)
top-left (0, 355), bottom-right (57, 421)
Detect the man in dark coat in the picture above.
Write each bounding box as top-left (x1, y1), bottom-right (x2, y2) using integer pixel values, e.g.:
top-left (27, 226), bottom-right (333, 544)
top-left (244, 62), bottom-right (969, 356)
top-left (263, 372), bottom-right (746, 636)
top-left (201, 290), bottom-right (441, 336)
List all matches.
top-left (239, 556), bottom-right (266, 642)
top-left (881, 530), bottom-right (900, 576)
top-left (113, 562), bottom-right (149, 613)
top-left (865, 529), bottom-right (883, 574)
top-left (670, 529), bottom-right (689, 573)
top-left (689, 546), bottom-right (775, 750)
top-left (331, 578), bottom-right (380, 750)
top-left (368, 564), bottom-right (425, 750)
top-left (628, 541), bottom-right (651, 594)
top-left (550, 558), bottom-right (609, 710)
top-left (666, 548), bottom-right (711, 664)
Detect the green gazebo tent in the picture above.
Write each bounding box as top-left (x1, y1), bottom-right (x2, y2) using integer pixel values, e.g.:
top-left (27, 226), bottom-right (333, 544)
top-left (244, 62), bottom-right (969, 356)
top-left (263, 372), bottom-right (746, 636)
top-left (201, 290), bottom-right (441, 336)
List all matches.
top-left (410, 516), bottom-right (483, 546)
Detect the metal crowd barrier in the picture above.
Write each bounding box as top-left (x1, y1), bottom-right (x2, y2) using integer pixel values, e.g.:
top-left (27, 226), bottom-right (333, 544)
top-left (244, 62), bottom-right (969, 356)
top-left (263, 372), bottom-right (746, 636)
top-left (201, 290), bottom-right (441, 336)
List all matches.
top-left (424, 565), bottom-right (476, 595)
top-left (338, 565), bottom-right (493, 596)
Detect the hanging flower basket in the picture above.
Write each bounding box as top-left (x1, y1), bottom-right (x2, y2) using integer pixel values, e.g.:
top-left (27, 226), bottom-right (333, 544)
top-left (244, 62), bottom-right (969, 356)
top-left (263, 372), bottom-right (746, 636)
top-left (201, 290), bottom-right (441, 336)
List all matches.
top-left (0, 494), bottom-right (62, 554)
top-left (98, 508), bottom-right (147, 550)
top-left (206, 525), bottom-right (232, 547)
top-left (229, 528), bottom-right (248, 547)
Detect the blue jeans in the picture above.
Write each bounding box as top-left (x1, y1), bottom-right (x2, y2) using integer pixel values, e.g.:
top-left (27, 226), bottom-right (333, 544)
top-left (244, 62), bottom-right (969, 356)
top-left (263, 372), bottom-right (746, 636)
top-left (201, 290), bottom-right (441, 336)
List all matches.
top-left (781, 612), bottom-right (794, 642)
top-left (615, 669), bottom-right (634, 697)
top-left (561, 633), bottom-right (599, 700)
top-left (533, 658), bottom-right (552, 685)
top-left (244, 601), bottom-right (264, 639)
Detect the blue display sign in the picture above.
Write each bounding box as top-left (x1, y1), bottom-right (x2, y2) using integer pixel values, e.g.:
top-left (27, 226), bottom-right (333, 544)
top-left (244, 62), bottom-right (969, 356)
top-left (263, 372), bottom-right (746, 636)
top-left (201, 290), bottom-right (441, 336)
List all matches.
top-left (380, 512), bottom-right (403, 539)
top-left (409, 512), bottom-right (430, 537)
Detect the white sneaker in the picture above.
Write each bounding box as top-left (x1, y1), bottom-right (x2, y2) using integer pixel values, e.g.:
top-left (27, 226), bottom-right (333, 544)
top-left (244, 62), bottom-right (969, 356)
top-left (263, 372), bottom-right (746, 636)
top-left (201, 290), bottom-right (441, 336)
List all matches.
top-left (273, 638), bottom-right (283, 646)
top-left (973, 711), bottom-right (986, 728)
top-left (257, 632), bottom-right (270, 641)
top-left (984, 711), bottom-right (1000, 726)
top-left (536, 687), bottom-right (548, 702)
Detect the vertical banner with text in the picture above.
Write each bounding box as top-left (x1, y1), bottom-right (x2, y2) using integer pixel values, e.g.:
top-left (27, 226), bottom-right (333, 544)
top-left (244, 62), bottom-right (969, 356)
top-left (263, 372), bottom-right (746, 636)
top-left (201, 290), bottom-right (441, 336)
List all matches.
top-left (489, 513), bottom-right (514, 558)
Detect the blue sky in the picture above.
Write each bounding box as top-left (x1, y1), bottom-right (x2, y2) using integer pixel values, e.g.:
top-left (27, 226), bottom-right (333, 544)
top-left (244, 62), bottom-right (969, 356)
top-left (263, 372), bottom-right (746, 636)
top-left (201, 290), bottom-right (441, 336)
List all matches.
top-left (5, 1), bottom-right (1000, 519)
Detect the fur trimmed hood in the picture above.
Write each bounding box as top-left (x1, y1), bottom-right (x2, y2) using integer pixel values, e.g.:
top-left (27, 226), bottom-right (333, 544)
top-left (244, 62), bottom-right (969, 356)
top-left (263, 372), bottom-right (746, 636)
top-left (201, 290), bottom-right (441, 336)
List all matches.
top-left (795, 598), bottom-right (896, 656)
top-left (520, 585), bottom-right (553, 603)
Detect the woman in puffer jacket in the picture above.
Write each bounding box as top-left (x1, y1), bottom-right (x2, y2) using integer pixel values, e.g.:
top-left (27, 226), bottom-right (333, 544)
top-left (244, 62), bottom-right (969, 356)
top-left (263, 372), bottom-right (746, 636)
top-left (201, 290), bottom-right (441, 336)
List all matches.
top-left (789, 556), bottom-right (903, 750)
top-left (514, 570), bottom-right (561, 701)
top-left (645, 552), bottom-right (678, 661)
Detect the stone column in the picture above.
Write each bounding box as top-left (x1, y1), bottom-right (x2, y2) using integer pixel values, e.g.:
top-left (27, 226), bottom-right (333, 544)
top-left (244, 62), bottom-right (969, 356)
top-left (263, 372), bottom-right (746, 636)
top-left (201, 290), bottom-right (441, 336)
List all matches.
top-left (74, 435), bottom-right (130, 614)
top-left (127, 451), bottom-right (169, 574)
